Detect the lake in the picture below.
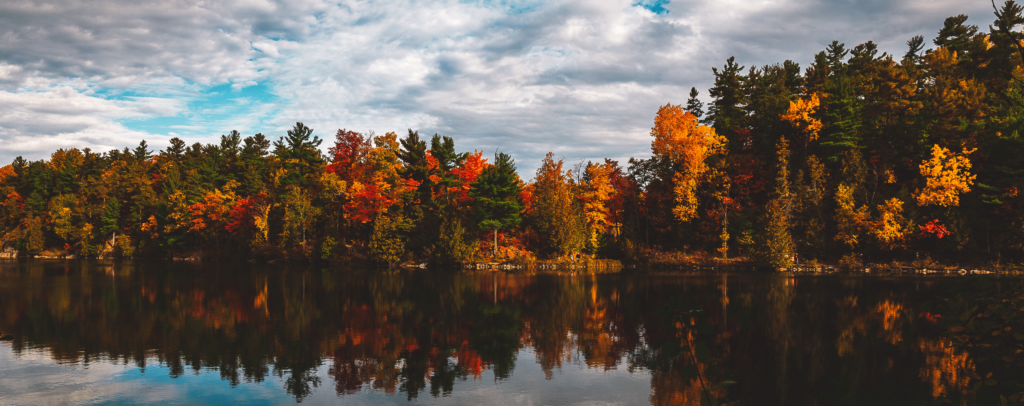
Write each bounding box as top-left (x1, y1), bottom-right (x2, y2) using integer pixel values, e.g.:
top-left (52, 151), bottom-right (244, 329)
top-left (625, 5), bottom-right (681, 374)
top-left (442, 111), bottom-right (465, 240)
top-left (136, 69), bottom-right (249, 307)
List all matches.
top-left (0, 260), bottom-right (997, 405)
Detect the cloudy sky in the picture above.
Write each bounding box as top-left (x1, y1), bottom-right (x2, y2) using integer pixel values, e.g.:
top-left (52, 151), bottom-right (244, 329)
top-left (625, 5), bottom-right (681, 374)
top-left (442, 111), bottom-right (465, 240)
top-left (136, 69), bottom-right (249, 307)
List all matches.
top-left (0, 0), bottom-right (993, 174)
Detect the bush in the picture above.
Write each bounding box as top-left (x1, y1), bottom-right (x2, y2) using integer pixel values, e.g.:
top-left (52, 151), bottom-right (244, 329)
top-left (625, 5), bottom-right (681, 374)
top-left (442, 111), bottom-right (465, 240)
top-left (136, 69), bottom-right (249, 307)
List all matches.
top-left (369, 214), bottom-right (405, 265)
top-left (433, 217), bottom-right (477, 264)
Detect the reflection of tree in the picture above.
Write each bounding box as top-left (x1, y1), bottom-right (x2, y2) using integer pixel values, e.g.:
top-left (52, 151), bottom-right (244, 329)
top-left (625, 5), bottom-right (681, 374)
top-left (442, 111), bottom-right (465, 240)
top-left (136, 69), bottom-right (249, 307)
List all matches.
top-left (0, 262), bottom-right (982, 404)
top-left (917, 337), bottom-right (974, 399)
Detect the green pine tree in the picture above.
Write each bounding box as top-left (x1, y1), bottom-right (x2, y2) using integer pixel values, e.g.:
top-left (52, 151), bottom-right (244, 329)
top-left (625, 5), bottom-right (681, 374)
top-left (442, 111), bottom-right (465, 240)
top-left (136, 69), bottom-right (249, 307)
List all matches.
top-left (470, 152), bottom-right (524, 257)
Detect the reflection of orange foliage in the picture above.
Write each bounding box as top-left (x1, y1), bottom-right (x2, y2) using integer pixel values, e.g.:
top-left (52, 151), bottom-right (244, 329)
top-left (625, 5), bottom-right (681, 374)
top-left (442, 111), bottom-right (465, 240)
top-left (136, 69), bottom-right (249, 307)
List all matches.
top-left (453, 344), bottom-right (486, 379)
top-left (579, 284), bottom-right (625, 370)
top-left (650, 370), bottom-right (720, 406)
top-left (253, 283), bottom-right (268, 316)
top-left (176, 288), bottom-right (254, 333)
top-left (836, 296), bottom-right (910, 355)
top-left (876, 300), bottom-right (904, 345)
top-left (918, 338), bottom-right (974, 399)
top-left (649, 320), bottom-right (724, 406)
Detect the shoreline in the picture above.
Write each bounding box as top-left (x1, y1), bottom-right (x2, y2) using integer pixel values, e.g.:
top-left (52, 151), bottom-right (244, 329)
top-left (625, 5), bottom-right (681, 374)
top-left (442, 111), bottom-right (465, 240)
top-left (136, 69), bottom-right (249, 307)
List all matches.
top-left (1, 255), bottom-right (1021, 275)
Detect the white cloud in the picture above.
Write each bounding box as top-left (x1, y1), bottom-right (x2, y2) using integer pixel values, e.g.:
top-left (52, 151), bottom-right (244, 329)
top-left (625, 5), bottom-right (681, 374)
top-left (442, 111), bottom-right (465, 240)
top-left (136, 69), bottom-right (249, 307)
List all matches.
top-left (0, 0), bottom-right (1000, 173)
top-left (0, 86), bottom-right (182, 158)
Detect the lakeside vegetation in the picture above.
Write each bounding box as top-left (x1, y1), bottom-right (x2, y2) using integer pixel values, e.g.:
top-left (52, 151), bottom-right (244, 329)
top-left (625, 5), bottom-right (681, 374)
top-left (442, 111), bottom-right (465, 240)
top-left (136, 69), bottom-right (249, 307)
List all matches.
top-left (3, 5), bottom-right (1024, 268)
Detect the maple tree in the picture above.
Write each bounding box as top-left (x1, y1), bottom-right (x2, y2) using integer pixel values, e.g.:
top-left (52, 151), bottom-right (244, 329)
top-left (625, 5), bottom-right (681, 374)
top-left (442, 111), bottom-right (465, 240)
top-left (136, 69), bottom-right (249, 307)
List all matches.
top-left (780, 94), bottom-right (823, 149)
top-left (649, 104), bottom-right (726, 222)
top-left (915, 144), bottom-right (976, 207)
top-left (579, 161), bottom-right (616, 249)
top-left (871, 198), bottom-right (912, 251)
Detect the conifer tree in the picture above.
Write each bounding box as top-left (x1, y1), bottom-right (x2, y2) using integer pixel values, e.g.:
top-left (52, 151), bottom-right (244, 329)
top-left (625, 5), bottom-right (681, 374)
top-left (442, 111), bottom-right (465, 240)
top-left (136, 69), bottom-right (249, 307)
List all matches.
top-left (707, 56), bottom-right (747, 132)
top-left (761, 137), bottom-right (795, 268)
top-left (470, 152), bottom-right (523, 257)
top-left (274, 122), bottom-right (324, 189)
top-left (685, 87), bottom-right (704, 119)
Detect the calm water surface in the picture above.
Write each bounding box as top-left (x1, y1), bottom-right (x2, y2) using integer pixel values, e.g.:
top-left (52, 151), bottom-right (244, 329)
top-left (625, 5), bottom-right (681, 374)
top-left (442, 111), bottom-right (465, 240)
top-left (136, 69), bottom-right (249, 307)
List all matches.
top-left (0, 260), bottom-right (996, 405)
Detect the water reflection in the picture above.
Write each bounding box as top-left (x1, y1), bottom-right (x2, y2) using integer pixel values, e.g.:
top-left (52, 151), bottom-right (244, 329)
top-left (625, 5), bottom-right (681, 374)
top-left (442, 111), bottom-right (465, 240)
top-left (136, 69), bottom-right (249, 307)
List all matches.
top-left (0, 261), bottom-right (983, 405)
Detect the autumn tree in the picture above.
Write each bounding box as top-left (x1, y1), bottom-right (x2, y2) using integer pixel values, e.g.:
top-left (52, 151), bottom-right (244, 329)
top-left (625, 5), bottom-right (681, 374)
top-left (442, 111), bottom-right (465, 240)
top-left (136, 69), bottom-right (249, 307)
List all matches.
top-left (915, 144), bottom-right (976, 207)
top-left (579, 161), bottom-right (616, 250)
top-left (369, 213), bottom-right (405, 266)
top-left (528, 153), bottom-right (587, 258)
top-left (282, 187), bottom-right (321, 253)
top-left (780, 94), bottom-right (823, 150)
top-left (649, 104), bottom-right (727, 222)
top-left (834, 184), bottom-right (869, 249)
top-left (761, 137), bottom-right (795, 267)
top-left (48, 194), bottom-right (77, 247)
top-left (870, 198), bottom-right (913, 251)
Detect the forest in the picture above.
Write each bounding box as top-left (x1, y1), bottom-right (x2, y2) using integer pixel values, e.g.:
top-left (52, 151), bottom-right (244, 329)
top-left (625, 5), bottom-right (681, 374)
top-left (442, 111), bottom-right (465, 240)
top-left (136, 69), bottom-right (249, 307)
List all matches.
top-left (2, 4), bottom-right (1024, 268)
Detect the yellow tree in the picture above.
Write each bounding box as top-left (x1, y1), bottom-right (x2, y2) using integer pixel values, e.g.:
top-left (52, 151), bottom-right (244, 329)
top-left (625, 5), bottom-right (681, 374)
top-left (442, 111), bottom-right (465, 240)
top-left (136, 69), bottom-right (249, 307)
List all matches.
top-left (762, 137), bottom-right (795, 267)
top-left (579, 162), bottom-right (616, 249)
top-left (529, 153), bottom-right (587, 257)
top-left (649, 104), bottom-right (726, 222)
top-left (914, 144), bottom-right (976, 207)
top-left (47, 194), bottom-right (77, 246)
top-left (834, 184), bottom-right (870, 248)
top-left (346, 132), bottom-right (408, 223)
top-left (780, 94), bottom-right (824, 149)
top-left (163, 190), bottom-right (192, 235)
top-left (282, 186), bottom-right (321, 251)
top-left (870, 198), bottom-right (913, 251)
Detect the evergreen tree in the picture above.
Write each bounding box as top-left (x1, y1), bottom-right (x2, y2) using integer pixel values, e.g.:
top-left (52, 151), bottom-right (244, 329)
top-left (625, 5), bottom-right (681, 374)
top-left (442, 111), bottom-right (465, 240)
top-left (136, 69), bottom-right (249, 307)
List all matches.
top-left (761, 137), bottom-right (795, 268)
top-left (934, 14), bottom-right (979, 59)
top-left (274, 122), bottom-right (324, 189)
top-left (818, 75), bottom-right (862, 161)
top-left (904, 35), bottom-right (926, 64)
top-left (707, 56), bottom-right (747, 134)
top-left (133, 140), bottom-right (151, 162)
top-left (469, 152), bottom-right (524, 257)
top-left (685, 87), bottom-right (704, 119)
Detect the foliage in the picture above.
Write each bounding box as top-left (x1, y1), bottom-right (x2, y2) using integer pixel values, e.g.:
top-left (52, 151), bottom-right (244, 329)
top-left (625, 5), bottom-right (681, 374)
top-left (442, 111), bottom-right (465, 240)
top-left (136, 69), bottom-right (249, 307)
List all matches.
top-left (1, 9), bottom-right (1024, 265)
top-left (369, 213), bottom-right (405, 265)
top-left (527, 153), bottom-right (587, 257)
top-left (469, 152), bottom-right (523, 256)
top-left (760, 137), bottom-right (795, 267)
top-left (931, 277), bottom-right (1024, 403)
top-left (871, 198), bottom-right (913, 251)
top-left (649, 104), bottom-right (726, 222)
top-left (915, 144), bottom-right (976, 207)
top-left (780, 93), bottom-right (823, 145)
top-left (834, 184), bottom-right (869, 248)
top-left (433, 217), bottom-right (477, 264)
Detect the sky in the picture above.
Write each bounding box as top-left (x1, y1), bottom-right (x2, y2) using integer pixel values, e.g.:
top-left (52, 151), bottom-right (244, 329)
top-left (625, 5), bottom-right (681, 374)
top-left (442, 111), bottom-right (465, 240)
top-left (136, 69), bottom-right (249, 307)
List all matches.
top-left (0, 0), bottom-right (995, 175)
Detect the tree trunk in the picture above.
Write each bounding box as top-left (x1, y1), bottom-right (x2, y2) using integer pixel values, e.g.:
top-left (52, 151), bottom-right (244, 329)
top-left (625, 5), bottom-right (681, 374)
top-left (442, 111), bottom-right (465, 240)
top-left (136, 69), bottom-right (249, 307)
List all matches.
top-left (493, 229), bottom-right (498, 257)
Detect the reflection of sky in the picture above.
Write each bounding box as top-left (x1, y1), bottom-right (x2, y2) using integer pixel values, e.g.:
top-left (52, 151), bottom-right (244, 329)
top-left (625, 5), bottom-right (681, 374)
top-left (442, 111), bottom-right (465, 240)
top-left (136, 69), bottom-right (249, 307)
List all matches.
top-left (0, 345), bottom-right (651, 405)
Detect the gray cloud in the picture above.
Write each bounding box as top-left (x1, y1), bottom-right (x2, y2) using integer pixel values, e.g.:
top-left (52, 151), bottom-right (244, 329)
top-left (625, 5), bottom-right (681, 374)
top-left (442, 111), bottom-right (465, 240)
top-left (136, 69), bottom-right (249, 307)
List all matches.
top-left (0, 0), bottom-right (1001, 174)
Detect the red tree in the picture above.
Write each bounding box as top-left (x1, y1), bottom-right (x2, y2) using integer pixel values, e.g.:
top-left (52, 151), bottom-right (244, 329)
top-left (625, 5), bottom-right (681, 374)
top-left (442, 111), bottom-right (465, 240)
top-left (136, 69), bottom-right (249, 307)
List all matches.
top-left (327, 129), bottom-right (371, 184)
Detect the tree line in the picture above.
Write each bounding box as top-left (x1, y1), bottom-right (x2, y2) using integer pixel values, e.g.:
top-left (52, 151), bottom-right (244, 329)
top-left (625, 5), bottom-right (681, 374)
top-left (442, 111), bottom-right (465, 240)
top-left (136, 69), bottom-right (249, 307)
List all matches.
top-left (2, 4), bottom-right (1024, 266)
